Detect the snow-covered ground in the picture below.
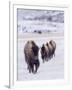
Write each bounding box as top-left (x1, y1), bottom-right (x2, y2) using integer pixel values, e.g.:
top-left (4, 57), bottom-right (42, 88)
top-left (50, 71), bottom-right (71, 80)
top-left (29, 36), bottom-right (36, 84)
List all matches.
top-left (17, 33), bottom-right (64, 81)
top-left (17, 9), bottom-right (64, 34)
top-left (18, 20), bottom-right (64, 33)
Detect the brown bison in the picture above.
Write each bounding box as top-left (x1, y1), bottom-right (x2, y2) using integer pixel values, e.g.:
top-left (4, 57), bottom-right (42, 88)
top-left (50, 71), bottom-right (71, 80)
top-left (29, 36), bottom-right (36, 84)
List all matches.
top-left (41, 44), bottom-right (49, 63)
top-left (24, 40), bottom-right (40, 74)
top-left (41, 40), bottom-right (56, 62)
top-left (49, 40), bottom-right (56, 58)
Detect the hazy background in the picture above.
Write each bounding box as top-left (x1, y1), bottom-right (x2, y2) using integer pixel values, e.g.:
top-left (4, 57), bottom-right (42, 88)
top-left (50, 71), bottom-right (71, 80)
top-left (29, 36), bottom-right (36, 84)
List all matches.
top-left (17, 9), bottom-right (64, 34)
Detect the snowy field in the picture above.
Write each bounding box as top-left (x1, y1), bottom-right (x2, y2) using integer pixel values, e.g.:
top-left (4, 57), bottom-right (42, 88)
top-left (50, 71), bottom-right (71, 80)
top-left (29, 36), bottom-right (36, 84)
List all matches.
top-left (18, 20), bottom-right (64, 33)
top-left (17, 33), bottom-right (64, 81)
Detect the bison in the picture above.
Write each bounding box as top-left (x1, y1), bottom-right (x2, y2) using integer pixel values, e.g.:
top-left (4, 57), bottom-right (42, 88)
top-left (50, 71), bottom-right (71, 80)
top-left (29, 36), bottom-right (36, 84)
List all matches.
top-left (41, 44), bottom-right (49, 63)
top-left (24, 40), bottom-right (40, 74)
top-left (41, 40), bottom-right (56, 62)
top-left (49, 40), bottom-right (56, 57)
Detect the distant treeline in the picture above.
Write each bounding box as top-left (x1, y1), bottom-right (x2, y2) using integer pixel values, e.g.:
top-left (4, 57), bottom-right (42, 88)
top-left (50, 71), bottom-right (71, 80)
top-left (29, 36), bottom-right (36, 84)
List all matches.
top-left (22, 13), bottom-right (64, 23)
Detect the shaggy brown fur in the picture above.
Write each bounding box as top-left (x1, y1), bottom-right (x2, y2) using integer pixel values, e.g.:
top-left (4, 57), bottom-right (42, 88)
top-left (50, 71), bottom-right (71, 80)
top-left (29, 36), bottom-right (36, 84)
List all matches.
top-left (24, 40), bottom-right (40, 73)
top-left (49, 40), bottom-right (56, 57)
top-left (41, 44), bottom-right (49, 63)
top-left (41, 40), bottom-right (56, 62)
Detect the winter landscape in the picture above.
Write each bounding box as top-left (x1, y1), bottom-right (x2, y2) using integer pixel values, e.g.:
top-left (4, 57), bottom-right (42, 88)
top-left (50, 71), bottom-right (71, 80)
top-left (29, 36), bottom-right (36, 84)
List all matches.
top-left (17, 9), bottom-right (64, 80)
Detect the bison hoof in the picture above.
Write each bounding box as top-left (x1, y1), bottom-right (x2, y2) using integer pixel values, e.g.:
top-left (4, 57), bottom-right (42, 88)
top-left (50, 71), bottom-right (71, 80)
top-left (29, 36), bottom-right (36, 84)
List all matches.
top-left (43, 60), bottom-right (45, 63)
top-left (32, 69), bottom-right (37, 74)
top-left (29, 71), bottom-right (31, 73)
top-left (29, 69), bottom-right (31, 73)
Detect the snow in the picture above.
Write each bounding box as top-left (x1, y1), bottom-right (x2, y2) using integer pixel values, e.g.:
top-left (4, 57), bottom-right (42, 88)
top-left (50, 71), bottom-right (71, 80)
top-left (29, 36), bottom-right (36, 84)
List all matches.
top-left (17, 33), bottom-right (64, 80)
top-left (17, 9), bottom-right (64, 33)
top-left (17, 20), bottom-right (64, 33)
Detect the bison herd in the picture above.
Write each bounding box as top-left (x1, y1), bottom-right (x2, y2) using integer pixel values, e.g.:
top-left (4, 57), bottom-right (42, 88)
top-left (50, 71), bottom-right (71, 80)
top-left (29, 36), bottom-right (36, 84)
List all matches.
top-left (24, 40), bottom-right (56, 74)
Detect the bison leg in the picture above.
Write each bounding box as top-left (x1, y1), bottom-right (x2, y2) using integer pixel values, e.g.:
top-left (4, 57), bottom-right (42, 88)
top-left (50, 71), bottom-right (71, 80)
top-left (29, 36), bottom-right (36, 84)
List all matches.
top-left (31, 64), bottom-right (34, 73)
top-left (42, 59), bottom-right (44, 63)
top-left (24, 54), bottom-right (29, 70)
top-left (28, 64), bottom-right (31, 73)
top-left (46, 57), bottom-right (49, 61)
top-left (28, 61), bottom-right (32, 73)
top-left (45, 57), bottom-right (48, 61)
top-left (28, 60), bottom-right (34, 73)
top-left (54, 52), bottom-right (55, 57)
top-left (29, 60), bottom-right (40, 74)
top-left (41, 55), bottom-right (45, 63)
top-left (34, 60), bottom-right (40, 73)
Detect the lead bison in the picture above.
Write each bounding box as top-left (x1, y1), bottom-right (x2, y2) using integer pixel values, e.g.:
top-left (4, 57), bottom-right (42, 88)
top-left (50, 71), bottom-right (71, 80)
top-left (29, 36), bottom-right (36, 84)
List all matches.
top-left (24, 40), bottom-right (40, 74)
